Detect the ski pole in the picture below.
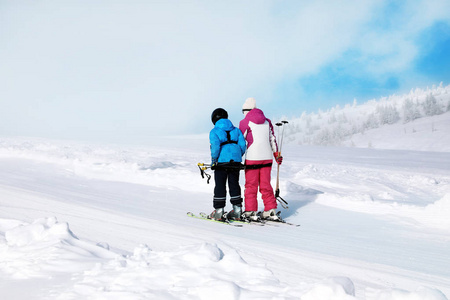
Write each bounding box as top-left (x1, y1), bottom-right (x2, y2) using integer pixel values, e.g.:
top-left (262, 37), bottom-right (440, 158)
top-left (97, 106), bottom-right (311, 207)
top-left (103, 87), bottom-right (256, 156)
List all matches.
top-left (275, 122), bottom-right (282, 144)
top-left (279, 120), bottom-right (288, 153)
top-left (198, 163), bottom-right (211, 170)
top-left (197, 163), bottom-right (212, 184)
top-left (197, 162), bottom-right (246, 184)
top-left (275, 122), bottom-right (283, 196)
top-left (274, 121), bottom-right (289, 209)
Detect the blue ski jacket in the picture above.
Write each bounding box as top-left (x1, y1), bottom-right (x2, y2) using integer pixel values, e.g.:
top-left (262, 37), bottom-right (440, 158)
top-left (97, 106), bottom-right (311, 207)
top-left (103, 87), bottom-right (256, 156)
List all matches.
top-left (210, 118), bottom-right (246, 164)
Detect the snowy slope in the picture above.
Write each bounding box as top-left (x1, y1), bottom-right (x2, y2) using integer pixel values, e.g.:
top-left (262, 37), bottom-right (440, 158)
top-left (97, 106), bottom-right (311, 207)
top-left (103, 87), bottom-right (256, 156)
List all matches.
top-left (342, 111), bottom-right (450, 152)
top-left (0, 136), bottom-right (449, 299)
top-left (284, 83), bottom-right (450, 152)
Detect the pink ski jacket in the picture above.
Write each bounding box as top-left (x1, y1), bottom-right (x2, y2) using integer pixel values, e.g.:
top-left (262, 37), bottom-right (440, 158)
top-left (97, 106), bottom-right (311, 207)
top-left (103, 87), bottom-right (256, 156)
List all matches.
top-left (239, 108), bottom-right (278, 163)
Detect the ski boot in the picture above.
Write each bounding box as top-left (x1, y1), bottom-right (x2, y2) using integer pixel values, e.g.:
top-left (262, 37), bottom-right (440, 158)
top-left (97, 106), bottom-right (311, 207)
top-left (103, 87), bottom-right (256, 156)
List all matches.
top-left (210, 208), bottom-right (225, 221)
top-left (242, 211), bottom-right (261, 222)
top-left (261, 209), bottom-right (283, 221)
top-left (227, 205), bottom-right (242, 221)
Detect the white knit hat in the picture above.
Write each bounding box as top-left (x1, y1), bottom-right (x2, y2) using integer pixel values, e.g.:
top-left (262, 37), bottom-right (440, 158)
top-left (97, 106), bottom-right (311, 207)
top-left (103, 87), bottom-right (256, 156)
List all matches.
top-left (242, 97), bottom-right (256, 114)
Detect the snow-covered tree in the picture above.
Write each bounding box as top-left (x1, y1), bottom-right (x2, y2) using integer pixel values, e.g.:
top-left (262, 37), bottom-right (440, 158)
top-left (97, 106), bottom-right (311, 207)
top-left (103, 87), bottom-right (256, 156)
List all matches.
top-left (377, 105), bottom-right (400, 125)
top-left (332, 124), bottom-right (350, 143)
top-left (402, 99), bottom-right (421, 123)
top-left (422, 94), bottom-right (443, 116)
top-left (280, 83), bottom-right (450, 147)
top-left (328, 113), bottom-right (337, 124)
top-left (314, 128), bottom-right (331, 145)
top-left (337, 113), bottom-right (348, 124)
top-left (364, 113), bottom-right (379, 129)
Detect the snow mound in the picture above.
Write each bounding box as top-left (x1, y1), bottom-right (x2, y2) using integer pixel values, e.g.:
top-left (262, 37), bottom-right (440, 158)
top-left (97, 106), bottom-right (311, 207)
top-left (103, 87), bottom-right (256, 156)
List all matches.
top-left (368, 286), bottom-right (448, 300)
top-left (0, 217), bottom-right (115, 279)
top-left (1, 217), bottom-right (448, 299)
top-left (0, 138), bottom-right (205, 193)
top-left (302, 277), bottom-right (356, 300)
top-left (61, 242), bottom-right (290, 299)
top-left (316, 193), bottom-right (450, 231)
top-left (422, 193), bottom-right (450, 229)
top-left (290, 159), bottom-right (450, 232)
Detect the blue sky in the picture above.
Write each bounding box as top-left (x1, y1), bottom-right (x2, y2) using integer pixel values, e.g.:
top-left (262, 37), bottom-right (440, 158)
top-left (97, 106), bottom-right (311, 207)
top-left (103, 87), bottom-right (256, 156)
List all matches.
top-left (1, 0), bottom-right (449, 144)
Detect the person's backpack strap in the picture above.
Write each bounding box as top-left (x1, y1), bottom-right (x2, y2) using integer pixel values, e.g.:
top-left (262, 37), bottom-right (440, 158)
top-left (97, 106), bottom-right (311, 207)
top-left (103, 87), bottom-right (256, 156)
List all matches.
top-left (220, 131), bottom-right (238, 147)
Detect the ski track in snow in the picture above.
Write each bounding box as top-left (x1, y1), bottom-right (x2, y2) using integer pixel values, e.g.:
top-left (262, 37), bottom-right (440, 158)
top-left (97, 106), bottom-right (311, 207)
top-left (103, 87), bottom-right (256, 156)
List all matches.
top-left (0, 137), bottom-right (449, 299)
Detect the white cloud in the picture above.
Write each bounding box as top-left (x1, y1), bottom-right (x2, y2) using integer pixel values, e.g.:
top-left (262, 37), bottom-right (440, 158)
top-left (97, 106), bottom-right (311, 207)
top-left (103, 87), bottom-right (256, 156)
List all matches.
top-left (0, 0), bottom-right (449, 142)
top-left (354, 0), bottom-right (450, 75)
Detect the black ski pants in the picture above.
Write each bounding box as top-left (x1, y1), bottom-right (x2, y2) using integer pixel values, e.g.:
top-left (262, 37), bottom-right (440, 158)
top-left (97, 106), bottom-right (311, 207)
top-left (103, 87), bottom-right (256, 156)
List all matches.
top-left (213, 167), bottom-right (242, 209)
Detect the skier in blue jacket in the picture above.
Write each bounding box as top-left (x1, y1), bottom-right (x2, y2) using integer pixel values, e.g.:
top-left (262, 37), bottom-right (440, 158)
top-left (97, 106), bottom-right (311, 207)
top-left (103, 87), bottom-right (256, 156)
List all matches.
top-left (209, 108), bottom-right (247, 221)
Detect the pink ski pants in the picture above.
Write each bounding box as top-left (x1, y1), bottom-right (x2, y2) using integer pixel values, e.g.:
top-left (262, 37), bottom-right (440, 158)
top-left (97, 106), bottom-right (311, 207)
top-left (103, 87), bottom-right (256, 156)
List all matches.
top-left (244, 161), bottom-right (277, 212)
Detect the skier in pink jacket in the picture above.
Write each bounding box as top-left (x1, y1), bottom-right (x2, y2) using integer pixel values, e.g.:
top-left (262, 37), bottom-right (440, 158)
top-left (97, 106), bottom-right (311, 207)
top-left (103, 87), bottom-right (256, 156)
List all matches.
top-left (239, 98), bottom-right (283, 221)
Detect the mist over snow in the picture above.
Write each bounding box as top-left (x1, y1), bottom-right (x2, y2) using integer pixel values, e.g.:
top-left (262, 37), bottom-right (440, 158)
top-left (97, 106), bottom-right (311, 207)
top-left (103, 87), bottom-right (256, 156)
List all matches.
top-left (283, 82), bottom-right (450, 152)
top-left (1, 84), bottom-right (450, 299)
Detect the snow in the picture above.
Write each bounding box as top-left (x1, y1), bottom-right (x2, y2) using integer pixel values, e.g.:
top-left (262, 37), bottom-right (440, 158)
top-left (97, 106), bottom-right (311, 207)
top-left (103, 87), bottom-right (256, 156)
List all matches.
top-left (1, 103), bottom-right (450, 299)
top-left (284, 83), bottom-right (450, 152)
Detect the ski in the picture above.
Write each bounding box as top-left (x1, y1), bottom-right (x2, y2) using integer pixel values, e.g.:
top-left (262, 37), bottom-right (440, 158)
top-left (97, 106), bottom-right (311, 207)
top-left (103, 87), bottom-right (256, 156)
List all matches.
top-left (257, 211), bottom-right (300, 227)
top-left (231, 218), bottom-right (265, 226)
top-left (187, 212), bottom-right (243, 227)
top-left (187, 212), bottom-right (298, 227)
top-left (199, 212), bottom-right (266, 226)
top-left (264, 220), bottom-right (300, 227)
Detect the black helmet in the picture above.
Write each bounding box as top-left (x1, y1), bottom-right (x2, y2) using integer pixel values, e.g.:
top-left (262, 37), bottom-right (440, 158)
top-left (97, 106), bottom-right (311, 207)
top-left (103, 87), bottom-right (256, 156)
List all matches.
top-left (211, 108), bottom-right (228, 125)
